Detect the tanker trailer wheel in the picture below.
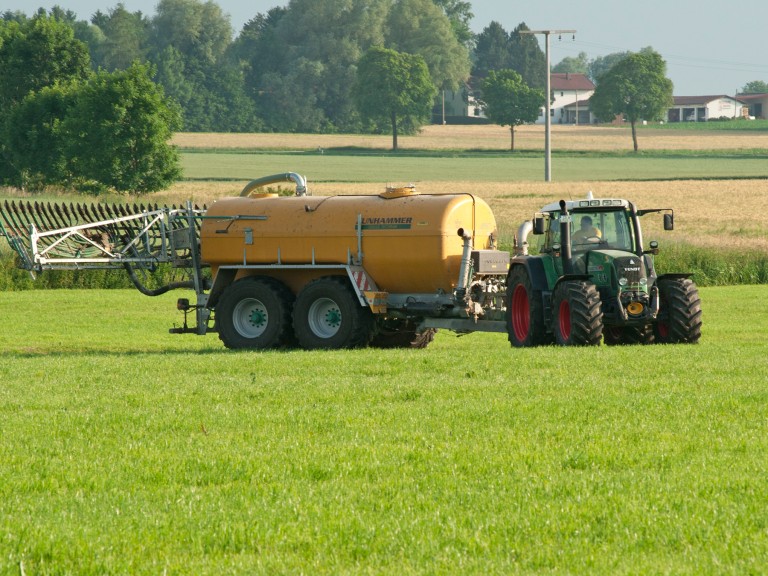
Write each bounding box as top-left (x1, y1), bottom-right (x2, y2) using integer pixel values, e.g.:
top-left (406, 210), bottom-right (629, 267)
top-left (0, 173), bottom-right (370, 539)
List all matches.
top-left (293, 277), bottom-right (374, 350)
top-left (654, 278), bottom-right (702, 344)
top-left (506, 266), bottom-right (549, 347)
top-left (216, 277), bottom-right (295, 350)
top-left (551, 280), bottom-right (603, 346)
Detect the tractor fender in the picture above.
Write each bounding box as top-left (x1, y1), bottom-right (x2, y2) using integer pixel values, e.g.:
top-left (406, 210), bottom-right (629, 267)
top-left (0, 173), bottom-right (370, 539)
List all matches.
top-left (552, 273), bottom-right (592, 293)
top-left (656, 272), bottom-right (693, 283)
top-left (509, 256), bottom-right (549, 292)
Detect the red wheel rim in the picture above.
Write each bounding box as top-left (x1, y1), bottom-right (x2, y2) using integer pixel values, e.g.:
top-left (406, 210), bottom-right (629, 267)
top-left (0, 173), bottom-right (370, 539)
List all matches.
top-left (558, 300), bottom-right (571, 340)
top-left (511, 285), bottom-right (530, 341)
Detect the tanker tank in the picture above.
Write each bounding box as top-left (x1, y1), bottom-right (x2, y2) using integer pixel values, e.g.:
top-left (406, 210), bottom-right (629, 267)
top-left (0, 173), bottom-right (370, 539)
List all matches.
top-left (201, 188), bottom-right (498, 295)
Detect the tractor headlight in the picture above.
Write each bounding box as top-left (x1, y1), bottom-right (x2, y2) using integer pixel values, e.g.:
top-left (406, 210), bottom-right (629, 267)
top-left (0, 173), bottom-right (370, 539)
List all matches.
top-left (619, 277), bottom-right (628, 286)
top-left (639, 277), bottom-right (648, 286)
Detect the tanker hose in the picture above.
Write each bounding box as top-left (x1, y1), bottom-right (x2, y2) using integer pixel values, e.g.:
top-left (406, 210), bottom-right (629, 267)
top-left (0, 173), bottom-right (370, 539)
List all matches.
top-left (123, 263), bottom-right (195, 296)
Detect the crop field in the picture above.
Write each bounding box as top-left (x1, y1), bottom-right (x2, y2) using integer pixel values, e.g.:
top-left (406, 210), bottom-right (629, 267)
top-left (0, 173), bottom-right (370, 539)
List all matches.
top-left (173, 122), bottom-right (768, 152)
top-left (2, 124), bottom-right (768, 574)
top-left (1, 286), bottom-right (767, 574)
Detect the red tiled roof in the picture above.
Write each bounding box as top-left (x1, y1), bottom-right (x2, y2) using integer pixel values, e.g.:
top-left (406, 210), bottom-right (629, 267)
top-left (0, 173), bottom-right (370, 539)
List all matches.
top-left (563, 99), bottom-right (592, 109)
top-left (550, 73), bottom-right (595, 91)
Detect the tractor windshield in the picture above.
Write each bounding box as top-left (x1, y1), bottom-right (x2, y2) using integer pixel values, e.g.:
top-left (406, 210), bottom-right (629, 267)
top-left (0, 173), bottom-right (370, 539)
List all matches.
top-left (546, 208), bottom-right (636, 252)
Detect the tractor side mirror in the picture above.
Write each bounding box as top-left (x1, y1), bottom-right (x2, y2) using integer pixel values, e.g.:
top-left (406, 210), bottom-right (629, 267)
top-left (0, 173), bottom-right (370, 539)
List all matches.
top-left (663, 213), bottom-right (674, 230)
top-left (533, 216), bottom-right (546, 235)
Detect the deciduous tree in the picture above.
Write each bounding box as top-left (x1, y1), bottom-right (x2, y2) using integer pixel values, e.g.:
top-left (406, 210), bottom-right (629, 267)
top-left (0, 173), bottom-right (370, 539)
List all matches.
top-left (63, 63), bottom-right (182, 193)
top-left (480, 69), bottom-right (544, 151)
top-left (432, 0), bottom-right (473, 48)
top-left (741, 80), bottom-right (768, 94)
top-left (553, 52), bottom-right (589, 75)
top-left (0, 14), bottom-right (90, 186)
top-left (590, 50), bottom-right (673, 152)
top-left (1, 84), bottom-right (76, 189)
top-left (353, 46), bottom-right (436, 150)
top-left (385, 0), bottom-right (470, 91)
top-left (0, 14), bottom-right (90, 109)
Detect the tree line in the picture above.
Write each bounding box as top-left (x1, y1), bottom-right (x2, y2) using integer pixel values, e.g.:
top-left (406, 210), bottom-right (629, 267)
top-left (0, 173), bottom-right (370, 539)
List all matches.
top-left (3, 1), bottom-right (764, 193)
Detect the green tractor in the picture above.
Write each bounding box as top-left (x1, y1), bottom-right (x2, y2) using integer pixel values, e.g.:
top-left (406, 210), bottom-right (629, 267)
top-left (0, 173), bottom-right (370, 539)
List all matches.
top-left (507, 192), bottom-right (702, 346)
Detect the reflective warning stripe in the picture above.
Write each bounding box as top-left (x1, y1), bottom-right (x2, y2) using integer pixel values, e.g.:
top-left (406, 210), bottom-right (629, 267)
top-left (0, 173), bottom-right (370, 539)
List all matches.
top-left (351, 269), bottom-right (373, 292)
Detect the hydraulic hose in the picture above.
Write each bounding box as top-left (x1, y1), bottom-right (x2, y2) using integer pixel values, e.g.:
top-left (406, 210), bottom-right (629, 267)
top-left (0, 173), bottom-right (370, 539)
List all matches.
top-left (123, 263), bottom-right (195, 296)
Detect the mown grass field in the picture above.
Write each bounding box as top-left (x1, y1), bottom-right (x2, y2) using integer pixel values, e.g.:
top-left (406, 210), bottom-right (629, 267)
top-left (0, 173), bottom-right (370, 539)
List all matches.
top-left (1, 286), bottom-right (767, 575)
top-left (2, 124), bottom-right (768, 574)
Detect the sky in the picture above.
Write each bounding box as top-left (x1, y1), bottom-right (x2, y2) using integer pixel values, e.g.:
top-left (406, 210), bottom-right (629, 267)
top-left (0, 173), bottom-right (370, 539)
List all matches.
top-left (8, 0), bottom-right (768, 95)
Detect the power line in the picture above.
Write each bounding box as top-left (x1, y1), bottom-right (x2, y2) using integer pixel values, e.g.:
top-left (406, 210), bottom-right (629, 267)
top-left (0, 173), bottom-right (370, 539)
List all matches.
top-left (549, 38), bottom-right (768, 76)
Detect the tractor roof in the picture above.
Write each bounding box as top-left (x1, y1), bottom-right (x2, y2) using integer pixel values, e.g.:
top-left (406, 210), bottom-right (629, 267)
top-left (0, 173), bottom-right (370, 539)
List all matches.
top-left (540, 192), bottom-right (630, 213)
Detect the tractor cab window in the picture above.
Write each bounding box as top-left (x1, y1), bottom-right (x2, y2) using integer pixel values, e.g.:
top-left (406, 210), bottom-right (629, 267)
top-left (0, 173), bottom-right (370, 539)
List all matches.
top-left (545, 209), bottom-right (636, 252)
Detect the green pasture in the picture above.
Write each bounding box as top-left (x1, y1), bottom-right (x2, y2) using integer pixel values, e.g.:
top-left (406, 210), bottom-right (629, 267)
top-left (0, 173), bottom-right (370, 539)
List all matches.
top-left (180, 149), bottom-right (768, 183)
top-left (1, 286), bottom-right (766, 574)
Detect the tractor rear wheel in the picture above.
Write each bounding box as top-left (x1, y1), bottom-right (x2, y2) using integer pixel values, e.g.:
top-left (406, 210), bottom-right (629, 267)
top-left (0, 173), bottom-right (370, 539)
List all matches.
top-left (216, 277), bottom-right (295, 350)
top-left (293, 277), bottom-right (374, 349)
top-left (506, 266), bottom-right (548, 347)
top-left (552, 280), bottom-right (603, 346)
top-left (654, 278), bottom-right (702, 344)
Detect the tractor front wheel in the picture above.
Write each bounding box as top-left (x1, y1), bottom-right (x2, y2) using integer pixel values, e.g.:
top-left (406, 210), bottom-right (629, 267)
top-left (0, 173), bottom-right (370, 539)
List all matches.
top-left (654, 278), bottom-right (702, 344)
top-left (552, 281), bottom-right (603, 346)
top-left (293, 277), bottom-right (374, 349)
top-left (506, 266), bottom-right (548, 347)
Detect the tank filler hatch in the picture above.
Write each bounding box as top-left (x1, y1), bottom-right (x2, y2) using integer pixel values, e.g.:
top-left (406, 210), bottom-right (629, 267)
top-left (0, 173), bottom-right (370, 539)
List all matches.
top-left (380, 185), bottom-right (418, 199)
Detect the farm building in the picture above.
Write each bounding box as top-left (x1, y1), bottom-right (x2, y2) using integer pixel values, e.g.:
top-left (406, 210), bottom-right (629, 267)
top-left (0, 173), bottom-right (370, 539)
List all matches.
top-left (665, 95), bottom-right (746, 122)
top-left (735, 93), bottom-right (768, 119)
top-left (536, 73), bottom-right (595, 125)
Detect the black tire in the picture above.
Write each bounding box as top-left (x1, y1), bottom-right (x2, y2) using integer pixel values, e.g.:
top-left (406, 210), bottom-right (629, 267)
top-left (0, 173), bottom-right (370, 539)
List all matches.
top-left (506, 266), bottom-right (548, 347)
top-left (654, 278), bottom-right (702, 344)
top-left (552, 280), bottom-right (603, 346)
top-left (603, 324), bottom-right (654, 345)
top-left (370, 327), bottom-right (437, 349)
top-left (216, 277), bottom-right (295, 350)
top-left (293, 277), bottom-right (374, 349)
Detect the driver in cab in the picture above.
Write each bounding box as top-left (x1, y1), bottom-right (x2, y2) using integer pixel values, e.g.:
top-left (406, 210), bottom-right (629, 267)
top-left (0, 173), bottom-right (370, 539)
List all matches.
top-left (572, 215), bottom-right (601, 244)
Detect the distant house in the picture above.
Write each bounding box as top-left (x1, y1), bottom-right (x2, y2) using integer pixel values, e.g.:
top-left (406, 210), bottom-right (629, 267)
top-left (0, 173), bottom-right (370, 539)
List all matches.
top-left (562, 98), bottom-right (595, 125)
top-left (736, 93), bottom-right (768, 119)
top-left (666, 95), bottom-right (745, 122)
top-left (536, 73), bottom-right (595, 125)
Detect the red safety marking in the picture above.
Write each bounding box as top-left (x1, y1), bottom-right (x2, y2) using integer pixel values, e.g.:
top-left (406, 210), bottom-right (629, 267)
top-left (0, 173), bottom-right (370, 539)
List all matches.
top-left (351, 269), bottom-right (371, 292)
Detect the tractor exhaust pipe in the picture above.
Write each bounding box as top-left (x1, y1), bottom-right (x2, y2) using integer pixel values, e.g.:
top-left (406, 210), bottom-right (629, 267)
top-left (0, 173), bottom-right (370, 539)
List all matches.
top-left (559, 200), bottom-right (574, 274)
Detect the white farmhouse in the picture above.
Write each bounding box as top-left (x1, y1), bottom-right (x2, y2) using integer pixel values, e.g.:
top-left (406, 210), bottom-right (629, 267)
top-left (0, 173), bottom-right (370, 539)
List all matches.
top-left (535, 73), bottom-right (595, 125)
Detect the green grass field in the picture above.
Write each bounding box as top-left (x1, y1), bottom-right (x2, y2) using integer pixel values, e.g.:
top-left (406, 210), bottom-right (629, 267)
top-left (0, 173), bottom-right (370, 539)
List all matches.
top-left (180, 150), bottom-right (768, 183)
top-left (1, 286), bottom-right (766, 574)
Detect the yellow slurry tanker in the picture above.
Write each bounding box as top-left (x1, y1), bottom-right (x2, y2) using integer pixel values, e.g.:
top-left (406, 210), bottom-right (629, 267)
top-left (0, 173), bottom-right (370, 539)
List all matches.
top-left (0, 172), bottom-right (701, 350)
top-left (0, 173), bottom-right (508, 349)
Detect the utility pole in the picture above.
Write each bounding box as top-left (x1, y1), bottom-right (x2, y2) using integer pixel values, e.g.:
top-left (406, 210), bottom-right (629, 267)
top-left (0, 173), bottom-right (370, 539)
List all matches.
top-left (519, 29), bottom-right (576, 182)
